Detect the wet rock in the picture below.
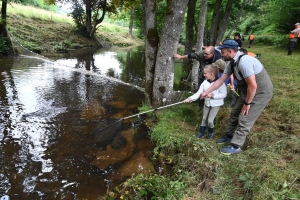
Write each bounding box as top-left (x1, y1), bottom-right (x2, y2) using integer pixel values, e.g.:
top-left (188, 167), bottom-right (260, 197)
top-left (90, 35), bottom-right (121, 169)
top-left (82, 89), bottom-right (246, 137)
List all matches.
top-left (81, 100), bottom-right (105, 121)
top-left (92, 142), bottom-right (136, 170)
top-left (108, 151), bottom-right (155, 180)
top-left (111, 134), bottom-right (127, 149)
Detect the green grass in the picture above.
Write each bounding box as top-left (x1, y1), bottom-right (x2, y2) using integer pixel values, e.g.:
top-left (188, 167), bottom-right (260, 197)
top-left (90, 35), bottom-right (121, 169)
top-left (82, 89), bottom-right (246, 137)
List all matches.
top-left (106, 45), bottom-right (300, 199)
top-left (7, 3), bottom-right (73, 23)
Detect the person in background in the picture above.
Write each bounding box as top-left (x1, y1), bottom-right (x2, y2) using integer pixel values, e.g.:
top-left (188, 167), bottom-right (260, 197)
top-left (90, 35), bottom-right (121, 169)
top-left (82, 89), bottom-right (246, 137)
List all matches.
top-left (214, 59), bottom-right (238, 108)
top-left (287, 22), bottom-right (300, 55)
top-left (239, 48), bottom-right (257, 58)
top-left (174, 46), bottom-right (221, 107)
top-left (248, 33), bottom-right (255, 48)
top-left (200, 40), bottom-right (273, 155)
top-left (234, 32), bottom-right (242, 47)
top-left (241, 35), bottom-right (245, 42)
top-left (184, 64), bottom-right (227, 139)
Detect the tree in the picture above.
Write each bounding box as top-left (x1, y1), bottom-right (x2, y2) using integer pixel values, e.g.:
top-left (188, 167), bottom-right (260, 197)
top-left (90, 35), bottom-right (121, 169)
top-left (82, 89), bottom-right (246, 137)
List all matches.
top-left (215, 0), bottom-right (234, 45)
top-left (190, 0), bottom-right (208, 91)
top-left (152, 0), bottom-right (189, 104)
top-left (184, 0), bottom-right (197, 56)
top-left (143, 0), bottom-right (158, 105)
top-left (209, 0), bottom-right (222, 45)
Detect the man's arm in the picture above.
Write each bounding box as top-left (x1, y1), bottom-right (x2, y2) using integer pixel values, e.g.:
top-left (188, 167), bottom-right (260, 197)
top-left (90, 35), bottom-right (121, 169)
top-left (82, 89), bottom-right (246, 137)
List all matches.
top-left (200, 73), bottom-right (230, 99)
top-left (174, 54), bottom-right (188, 59)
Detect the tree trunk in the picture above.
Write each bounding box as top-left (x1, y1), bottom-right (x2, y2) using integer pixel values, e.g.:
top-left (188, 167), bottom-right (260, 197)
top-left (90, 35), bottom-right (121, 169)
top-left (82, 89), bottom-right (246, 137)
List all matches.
top-left (128, 8), bottom-right (135, 36)
top-left (153, 0), bottom-right (189, 105)
top-left (215, 0), bottom-right (234, 45)
top-left (226, 2), bottom-right (245, 37)
top-left (191, 0), bottom-right (208, 92)
top-left (1, 0), bottom-right (7, 26)
top-left (209, 0), bottom-right (222, 46)
top-left (184, 0), bottom-right (196, 55)
top-left (143, 0), bottom-right (159, 105)
top-left (85, 0), bottom-right (92, 37)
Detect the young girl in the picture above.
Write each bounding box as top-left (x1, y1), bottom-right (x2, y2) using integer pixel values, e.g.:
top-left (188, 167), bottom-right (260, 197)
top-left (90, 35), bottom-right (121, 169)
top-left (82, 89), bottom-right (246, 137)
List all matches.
top-left (184, 64), bottom-right (227, 139)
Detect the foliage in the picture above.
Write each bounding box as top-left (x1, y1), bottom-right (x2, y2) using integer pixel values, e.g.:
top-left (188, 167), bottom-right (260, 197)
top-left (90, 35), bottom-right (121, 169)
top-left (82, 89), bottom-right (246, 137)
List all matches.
top-left (0, 36), bottom-right (13, 55)
top-left (14, 0), bottom-right (57, 11)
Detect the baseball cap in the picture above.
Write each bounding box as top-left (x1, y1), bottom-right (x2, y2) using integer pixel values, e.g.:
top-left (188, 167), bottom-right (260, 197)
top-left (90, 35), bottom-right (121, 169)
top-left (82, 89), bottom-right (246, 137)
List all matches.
top-left (295, 23), bottom-right (300, 26)
top-left (213, 59), bottom-right (226, 71)
top-left (218, 40), bottom-right (239, 50)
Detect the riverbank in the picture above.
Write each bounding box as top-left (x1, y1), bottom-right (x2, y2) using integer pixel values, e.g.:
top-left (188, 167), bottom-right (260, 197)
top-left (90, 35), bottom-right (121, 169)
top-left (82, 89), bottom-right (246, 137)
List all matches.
top-left (101, 45), bottom-right (300, 199)
top-left (6, 3), bottom-right (144, 54)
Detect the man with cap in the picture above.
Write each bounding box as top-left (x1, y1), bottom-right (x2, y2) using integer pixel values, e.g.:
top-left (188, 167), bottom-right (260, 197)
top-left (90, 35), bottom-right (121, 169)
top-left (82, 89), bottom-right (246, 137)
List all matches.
top-left (288, 23), bottom-right (300, 55)
top-left (174, 46), bottom-right (221, 107)
top-left (200, 40), bottom-right (273, 155)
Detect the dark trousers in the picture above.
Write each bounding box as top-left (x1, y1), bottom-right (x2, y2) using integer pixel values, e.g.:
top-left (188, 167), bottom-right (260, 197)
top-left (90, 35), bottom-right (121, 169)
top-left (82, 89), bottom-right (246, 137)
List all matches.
top-left (288, 40), bottom-right (297, 55)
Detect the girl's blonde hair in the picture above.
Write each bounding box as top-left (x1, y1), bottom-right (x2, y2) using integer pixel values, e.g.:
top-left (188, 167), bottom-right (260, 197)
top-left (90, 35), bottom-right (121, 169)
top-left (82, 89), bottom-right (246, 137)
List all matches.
top-left (204, 64), bottom-right (218, 78)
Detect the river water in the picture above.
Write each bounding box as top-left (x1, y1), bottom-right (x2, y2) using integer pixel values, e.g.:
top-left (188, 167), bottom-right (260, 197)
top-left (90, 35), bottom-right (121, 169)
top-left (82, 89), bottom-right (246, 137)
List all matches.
top-left (0, 46), bottom-right (159, 199)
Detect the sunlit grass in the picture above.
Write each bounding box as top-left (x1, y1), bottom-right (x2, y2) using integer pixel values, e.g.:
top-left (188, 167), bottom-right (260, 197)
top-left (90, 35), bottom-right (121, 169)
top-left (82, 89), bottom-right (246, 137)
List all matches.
top-left (6, 3), bottom-right (73, 23)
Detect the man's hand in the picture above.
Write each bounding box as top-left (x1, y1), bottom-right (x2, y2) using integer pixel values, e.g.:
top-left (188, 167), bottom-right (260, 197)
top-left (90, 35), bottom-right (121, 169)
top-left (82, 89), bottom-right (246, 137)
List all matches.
top-left (200, 92), bottom-right (207, 99)
top-left (174, 54), bottom-right (182, 60)
top-left (240, 104), bottom-right (250, 116)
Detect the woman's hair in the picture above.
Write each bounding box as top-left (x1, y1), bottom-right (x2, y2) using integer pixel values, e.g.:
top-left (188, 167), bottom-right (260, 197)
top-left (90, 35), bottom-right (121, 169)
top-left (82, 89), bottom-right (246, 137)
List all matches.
top-left (204, 64), bottom-right (218, 78)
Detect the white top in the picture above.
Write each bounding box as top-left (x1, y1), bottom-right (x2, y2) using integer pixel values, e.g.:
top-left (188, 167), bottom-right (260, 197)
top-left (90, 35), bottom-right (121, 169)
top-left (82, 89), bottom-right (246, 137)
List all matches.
top-left (188, 79), bottom-right (227, 107)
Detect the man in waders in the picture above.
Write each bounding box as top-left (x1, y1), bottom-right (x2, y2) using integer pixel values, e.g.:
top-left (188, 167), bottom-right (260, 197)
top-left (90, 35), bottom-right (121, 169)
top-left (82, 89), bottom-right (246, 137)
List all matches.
top-left (200, 40), bottom-right (273, 155)
top-left (287, 22), bottom-right (300, 55)
top-left (174, 46), bottom-right (221, 107)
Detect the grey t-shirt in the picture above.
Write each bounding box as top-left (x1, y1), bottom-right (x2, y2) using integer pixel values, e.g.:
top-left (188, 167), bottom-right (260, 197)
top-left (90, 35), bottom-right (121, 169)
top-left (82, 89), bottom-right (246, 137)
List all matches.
top-left (224, 51), bottom-right (262, 78)
top-left (224, 51), bottom-right (273, 95)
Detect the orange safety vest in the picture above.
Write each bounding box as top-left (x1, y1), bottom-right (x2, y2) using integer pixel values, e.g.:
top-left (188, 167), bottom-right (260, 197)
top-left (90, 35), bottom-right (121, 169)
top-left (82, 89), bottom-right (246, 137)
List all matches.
top-left (249, 35), bottom-right (254, 40)
top-left (247, 52), bottom-right (257, 58)
top-left (289, 32), bottom-right (300, 39)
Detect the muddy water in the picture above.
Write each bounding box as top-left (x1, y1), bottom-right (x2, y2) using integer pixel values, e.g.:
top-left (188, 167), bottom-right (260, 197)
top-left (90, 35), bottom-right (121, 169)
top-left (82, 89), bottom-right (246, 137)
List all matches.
top-left (0, 47), bottom-right (154, 199)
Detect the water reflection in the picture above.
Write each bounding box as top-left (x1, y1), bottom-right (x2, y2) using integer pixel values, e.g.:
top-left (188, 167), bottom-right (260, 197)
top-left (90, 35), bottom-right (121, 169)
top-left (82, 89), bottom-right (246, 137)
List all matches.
top-left (0, 46), bottom-right (152, 199)
top-left (53, 46), bottom-right (146, 88)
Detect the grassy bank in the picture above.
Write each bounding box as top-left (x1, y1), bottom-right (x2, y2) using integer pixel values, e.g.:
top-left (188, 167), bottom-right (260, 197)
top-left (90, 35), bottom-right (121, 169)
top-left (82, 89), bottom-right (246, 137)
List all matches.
top-left (5, 3), bottom-right (143, 54)
top-left (104, 45), bottom-right (300, 199)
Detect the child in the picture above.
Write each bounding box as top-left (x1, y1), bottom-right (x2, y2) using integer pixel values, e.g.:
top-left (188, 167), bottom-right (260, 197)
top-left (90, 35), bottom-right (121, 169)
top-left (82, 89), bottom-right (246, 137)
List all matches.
top-left (213, 59), bottom-right (238, 108)
top-left (184, 64), bottom-right (227, 139)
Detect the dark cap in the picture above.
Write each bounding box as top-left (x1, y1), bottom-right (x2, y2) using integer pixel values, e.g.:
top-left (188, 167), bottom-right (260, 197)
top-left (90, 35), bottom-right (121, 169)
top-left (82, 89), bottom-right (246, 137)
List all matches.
top-left (295, 23), bottom-right (300, 26)
top-left (218, 40), bottom-right (239, 49)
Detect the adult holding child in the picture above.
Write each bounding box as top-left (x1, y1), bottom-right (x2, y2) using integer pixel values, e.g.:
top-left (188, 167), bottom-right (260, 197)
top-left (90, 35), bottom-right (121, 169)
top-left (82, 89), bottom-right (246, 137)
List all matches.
top-left (200, 40), bottom-right (273, 155)
top-left (184, 63), bottom-right (227, 139)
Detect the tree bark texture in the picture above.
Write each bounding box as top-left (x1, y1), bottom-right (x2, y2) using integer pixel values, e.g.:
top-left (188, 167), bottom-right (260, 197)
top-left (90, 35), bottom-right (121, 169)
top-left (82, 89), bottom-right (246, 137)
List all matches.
top-left (215, 0), bottom-right (234, 45)
top-left (153, 0), bottom-right (189, 105)
top-left (184, 0), bottom-right (196, 55)
top-left (129, 8), bottom-right (135, 36)
top-left (191, 0), bottom-right (207, 92)
top-left (85, 0), bottom-right (92, 37)
top-left (209, 0), bottom-right (222, 46)
top-left (143, 0), bottom-right (158, 105)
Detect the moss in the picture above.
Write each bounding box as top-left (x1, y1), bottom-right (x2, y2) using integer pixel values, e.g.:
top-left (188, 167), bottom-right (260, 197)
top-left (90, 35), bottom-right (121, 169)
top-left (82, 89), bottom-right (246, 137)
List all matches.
top-left (147, 28), bottom-right (159, 48)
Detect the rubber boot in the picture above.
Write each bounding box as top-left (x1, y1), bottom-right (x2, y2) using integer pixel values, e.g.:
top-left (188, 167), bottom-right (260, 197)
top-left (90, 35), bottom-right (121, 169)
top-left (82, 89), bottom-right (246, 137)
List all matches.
top-left (207, 127), bottom-right (214, 139)
top-left (197, 126), bottom-right (206, 138)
